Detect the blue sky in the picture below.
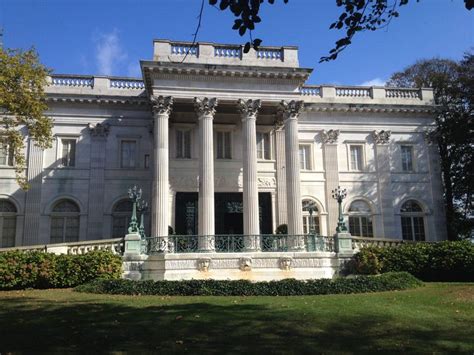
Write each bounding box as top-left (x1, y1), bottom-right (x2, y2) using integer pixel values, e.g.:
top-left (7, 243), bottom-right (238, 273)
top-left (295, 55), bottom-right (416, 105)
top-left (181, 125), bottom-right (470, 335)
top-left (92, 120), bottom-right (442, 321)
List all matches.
top-left (1, 0), bottom-right (472, 85)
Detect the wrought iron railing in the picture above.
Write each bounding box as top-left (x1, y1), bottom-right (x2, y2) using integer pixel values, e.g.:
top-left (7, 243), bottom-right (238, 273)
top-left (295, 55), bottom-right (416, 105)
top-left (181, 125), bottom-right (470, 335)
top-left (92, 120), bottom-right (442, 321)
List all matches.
top-left (143, 234), bottom-right (336, 254)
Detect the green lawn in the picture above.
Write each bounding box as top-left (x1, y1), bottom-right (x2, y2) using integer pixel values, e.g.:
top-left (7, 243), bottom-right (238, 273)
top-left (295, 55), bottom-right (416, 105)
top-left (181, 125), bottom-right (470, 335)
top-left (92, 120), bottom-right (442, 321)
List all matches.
top-left (1, 283), bottom-right (473, 354)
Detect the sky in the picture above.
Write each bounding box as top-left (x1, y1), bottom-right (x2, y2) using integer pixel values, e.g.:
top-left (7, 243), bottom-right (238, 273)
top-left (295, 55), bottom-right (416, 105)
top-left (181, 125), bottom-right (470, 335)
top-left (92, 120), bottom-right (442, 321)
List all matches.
top-left (1, 0), bottom-right (473, 86)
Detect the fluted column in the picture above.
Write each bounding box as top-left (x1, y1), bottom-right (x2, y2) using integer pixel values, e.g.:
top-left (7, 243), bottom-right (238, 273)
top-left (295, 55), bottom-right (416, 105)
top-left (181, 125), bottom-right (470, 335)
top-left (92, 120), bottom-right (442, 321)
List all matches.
top-left (279, 100), bottom-right (305, 250)
top-left (195, 97), bottom-right (218, 252)
top-left (322, 129), bottom-right (341, 235)
top-left (150, 96), bottom-right (173, 241)
top-left (238, 99), bottom-right (261, 251)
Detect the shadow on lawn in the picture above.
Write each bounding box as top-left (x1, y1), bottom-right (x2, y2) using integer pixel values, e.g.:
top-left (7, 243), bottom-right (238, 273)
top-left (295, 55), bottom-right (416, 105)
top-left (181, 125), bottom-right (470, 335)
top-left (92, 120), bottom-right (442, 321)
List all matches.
top-left (0, 295), bottom-right (471, 354)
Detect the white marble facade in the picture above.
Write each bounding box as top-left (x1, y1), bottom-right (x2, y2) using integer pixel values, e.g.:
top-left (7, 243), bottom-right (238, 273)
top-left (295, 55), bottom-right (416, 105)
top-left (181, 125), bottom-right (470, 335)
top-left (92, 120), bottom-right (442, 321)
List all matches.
top-left (0, 39), bottom-right (447, 248)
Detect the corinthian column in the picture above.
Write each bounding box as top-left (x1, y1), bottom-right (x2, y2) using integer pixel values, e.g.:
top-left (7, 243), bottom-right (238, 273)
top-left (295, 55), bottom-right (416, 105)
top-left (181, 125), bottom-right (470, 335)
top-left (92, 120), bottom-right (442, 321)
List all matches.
top-left (238, 99), bottom-right (261, 251)
top-left (279, 100), bottom-right (305, 250)
top-left (150, 96), bottom-right (173, 241)
top-left (195, 97), bottom-right (218, 252)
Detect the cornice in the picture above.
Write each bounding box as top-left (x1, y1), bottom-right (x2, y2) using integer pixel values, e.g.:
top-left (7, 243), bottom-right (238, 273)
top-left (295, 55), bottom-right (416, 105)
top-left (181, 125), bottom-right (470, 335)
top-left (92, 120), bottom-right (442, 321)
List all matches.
top-left (46, 94), bottom-right (149, 106)
top-left (304, 103), bottom-right (438, 114)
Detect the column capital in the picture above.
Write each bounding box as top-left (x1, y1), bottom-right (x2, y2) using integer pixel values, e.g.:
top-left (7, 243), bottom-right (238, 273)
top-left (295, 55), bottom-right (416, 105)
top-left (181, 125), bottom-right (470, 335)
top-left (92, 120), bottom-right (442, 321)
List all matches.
top-left (237, 99), bottom-right (261, 120)
top-left (278, 100), bottom-right (304, 120)
top-left (151, 96), bottom-right (173, 116)
top-left (194, 97), bottom-right (218, 117)
top-left (321, 129), bottom-right (340, 144)
top-left (372, 130), bottom-right (391, 144)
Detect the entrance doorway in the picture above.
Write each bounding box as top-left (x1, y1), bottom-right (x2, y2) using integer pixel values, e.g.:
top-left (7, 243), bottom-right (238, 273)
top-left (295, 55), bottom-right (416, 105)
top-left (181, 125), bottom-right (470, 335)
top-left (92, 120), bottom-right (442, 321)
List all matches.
top-left (174, 192), bottom-right (272, 235)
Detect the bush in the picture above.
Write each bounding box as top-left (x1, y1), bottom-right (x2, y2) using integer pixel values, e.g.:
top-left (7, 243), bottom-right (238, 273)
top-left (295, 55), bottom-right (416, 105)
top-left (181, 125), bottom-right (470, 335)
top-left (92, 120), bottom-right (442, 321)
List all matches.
top-left (351, 240), bottom-right (474, 282)
top-left (75, 272), bottom-right (422, 296)
top-left (0, 250), bottom-right (122, 290)
top-left (275, 224), bottom-right (288, 234)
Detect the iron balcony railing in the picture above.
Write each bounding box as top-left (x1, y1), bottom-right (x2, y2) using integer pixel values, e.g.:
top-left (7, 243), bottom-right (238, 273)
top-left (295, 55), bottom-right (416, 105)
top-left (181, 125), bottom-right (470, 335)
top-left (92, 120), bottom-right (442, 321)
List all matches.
top-left (143, 234), bottom-right (335, 254)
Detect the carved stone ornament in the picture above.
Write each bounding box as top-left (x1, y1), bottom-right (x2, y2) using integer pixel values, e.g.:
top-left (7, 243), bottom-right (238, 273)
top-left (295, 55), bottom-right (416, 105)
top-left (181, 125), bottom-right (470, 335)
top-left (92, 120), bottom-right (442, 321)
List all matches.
top-left (194, 97), bottom-right (218, 117)
top-left (372, 130), bottom-right (391, 144)
top-left (237, 99), bottom-right (261, 119)
top-left (150, 95), bottom-right (173, 116)
top-left (278, 100), bottom-right (304, 119)
top-left (321, 129), bottom-right (340, 144)
top-left (424, 129), bottom-right (438, 145)
top-left (197, 257), bottom-right (211, 272)
top-left (239, 257), bottom-right (252, 271)
top-left (279, 256), bottom-right (293, 271)
top-left (88, 122), bottom-right (110, 137)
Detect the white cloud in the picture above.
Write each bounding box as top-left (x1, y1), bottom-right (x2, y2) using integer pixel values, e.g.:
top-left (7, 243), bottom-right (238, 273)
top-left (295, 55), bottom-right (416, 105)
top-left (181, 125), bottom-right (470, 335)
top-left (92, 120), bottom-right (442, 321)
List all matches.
top-left (359, 78), bottom-right (386, 87)
top-left (95, 29), bottom-right (127, 76)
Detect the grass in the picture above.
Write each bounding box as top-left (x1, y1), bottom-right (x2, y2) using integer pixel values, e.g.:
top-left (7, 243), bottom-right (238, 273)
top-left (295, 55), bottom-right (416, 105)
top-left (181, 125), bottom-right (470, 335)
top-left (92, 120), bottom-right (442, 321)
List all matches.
top-left (0, 283), bottom-right (473, 354)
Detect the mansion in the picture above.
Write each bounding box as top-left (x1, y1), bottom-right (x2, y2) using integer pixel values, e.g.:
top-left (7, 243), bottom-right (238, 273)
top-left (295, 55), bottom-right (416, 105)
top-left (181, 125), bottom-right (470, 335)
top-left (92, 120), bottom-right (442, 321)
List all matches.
top-left (0, 39), bottom-right (447, 249)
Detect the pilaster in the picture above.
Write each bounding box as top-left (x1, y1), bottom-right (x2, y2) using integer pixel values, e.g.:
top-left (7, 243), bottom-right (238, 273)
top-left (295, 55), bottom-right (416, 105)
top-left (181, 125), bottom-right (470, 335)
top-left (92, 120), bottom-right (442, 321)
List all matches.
top-left (322, 129), bottom-right (341, 235)
top-left (195, 97), bottom-right (218, 251)
top-left (238, 99), bottom-right (261, 251)
top-left (151, 96), bottom-right (173, 240)
top-left (86, 123), bottom-right (109, 240)
top-left (372, 130), bottom-right (396, 238)
top-left (279, 100), bottom-right (304, 250)
top-left (23, 140), bottom-right (44, 245)
top-left (275, 128), bottom-right (287, 227)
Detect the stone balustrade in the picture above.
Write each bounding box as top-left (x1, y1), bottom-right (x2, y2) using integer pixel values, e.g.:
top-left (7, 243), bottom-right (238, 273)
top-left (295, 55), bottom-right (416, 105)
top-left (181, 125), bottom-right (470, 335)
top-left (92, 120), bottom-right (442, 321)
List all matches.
top-left (214, 45), bottom-right (242, 58)
top-left (0, 238), bottom-right (124, 255)
top-left (386, 88), bottom-right (421, 99)
top-left (109, 79), bottom-right (145, 89)
top-left (153, 39), bottom-right (298, 67)
top-left (336, 87), bottom-right (371, 98)
top-left (351, 236), bottom-right (404, 251)
top-left (300, 86), bottom-right (321, 96)
top-left (51, 76), bottom-right (94, 87)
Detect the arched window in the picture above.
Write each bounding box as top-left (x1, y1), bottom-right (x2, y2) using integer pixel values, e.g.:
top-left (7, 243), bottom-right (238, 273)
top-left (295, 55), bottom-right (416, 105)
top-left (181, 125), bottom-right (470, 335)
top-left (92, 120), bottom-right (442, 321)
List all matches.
top-left (0, 200), bottom-right (17, 247)
top-left (50, 200), bottom-right (80, 243)
top-left (112, 199), bottom-right (133, 238)
top-left (348, 200), bottom-right (373, 238)
top-left (302, 199), bottom-right (320, 235)
top-left (400, 200), bottom-right (425, 241)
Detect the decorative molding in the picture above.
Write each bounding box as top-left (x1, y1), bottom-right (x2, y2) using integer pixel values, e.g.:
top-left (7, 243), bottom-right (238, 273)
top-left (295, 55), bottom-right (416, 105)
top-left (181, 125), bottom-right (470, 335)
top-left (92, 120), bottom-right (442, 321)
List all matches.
top-left (170, 176), bottom-right (199, 188)
top-left (305, 104), bottom-right (437, 114)
top-left (237, 99), bottom-right (261, 119)
top-left (278, 100), bottom-right (304, 119)
top-left (150, 95), bottom-right (173, 116)
top-left (321, 129), bottom-right (340, 144)
top-left (197, 257), bottom-right (211, 272)
top-left (372, 130), bottom-right (391, 144)
top-left (239, 257), bottom-right (252, 271)
top-left (87, 122), bottom-right (110, 137)
top-left (194, 97), bottom-right (218, 117)
top-left (279, 256), bottom-right (293, 271)
top-left (257, 177), bottom-right (276, 187)
top-left (46, 95), bottom-right (148, 106)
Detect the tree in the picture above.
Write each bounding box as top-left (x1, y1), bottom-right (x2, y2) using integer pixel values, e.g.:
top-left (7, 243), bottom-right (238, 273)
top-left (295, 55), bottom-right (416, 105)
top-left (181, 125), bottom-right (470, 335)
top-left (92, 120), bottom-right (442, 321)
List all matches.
top-left (208, 0), bottom-right (473, 62)
top-left (0, 47), bottom-right (53, 189)
top-left (387, 54), bottom-right (474, 239)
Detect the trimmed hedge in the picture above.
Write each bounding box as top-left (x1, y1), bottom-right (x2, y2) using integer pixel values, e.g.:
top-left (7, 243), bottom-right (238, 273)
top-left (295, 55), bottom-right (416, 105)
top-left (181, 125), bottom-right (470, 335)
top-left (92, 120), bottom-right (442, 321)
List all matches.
top-left (0, 250), bottom-right (122, 290)
top-left (75, 272), bottom-right (422, 296)
top-left (351, 240), bottom-right (474, 282)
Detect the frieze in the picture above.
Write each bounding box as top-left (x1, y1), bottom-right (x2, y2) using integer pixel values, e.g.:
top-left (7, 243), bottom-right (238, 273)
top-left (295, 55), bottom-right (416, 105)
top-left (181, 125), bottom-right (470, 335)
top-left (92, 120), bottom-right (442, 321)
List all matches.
top-left (169, 176), bottom-right (199, 188)
top-left (372, 130), bottom-right (391, 144)
top-left (194, 97), bottom-right (218, 117)
top-left (87, 122), bottom-right (110, 137)
top-left (151, 95), bottom-right (173, 116)
top-left (321, 129), bottom-right (340, 144)
top-left (257, 177), bottom-right (276, 188)
top-left (237, 99), bottom-right (261, 119)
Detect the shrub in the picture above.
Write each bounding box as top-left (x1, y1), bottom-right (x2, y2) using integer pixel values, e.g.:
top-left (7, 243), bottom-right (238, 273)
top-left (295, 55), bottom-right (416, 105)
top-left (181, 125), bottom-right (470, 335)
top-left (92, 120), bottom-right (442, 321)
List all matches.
top-left (0, 250), bottom-right (122, 290)
top-left (75, 272), bottom-right (422, 296)
top-left (352, 240), bottom-right (474, 281)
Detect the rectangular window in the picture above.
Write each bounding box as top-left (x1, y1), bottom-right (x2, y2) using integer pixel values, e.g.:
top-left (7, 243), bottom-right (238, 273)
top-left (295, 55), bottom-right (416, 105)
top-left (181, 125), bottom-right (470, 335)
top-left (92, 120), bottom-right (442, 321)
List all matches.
top-left (299, 145), bottom-right (311, 170)
top-left (144, 154), bottom-right (150, 169)
top-left (121, 140), bottom-right (137, 168)
top-left (350, 145), bottom-right (363, 171)
top-left (60, 139), bottom-right (76, 167)
top-left (256, 132), bottom-right (271, 160)
top-left (401, 145), bottom-right (414, 172)
top-left (176, 130), bottom-right (191, 159)
top-left (0, 143), bottom-right (13, 166)
top-left (217, 131), bottom-right (231, 159)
